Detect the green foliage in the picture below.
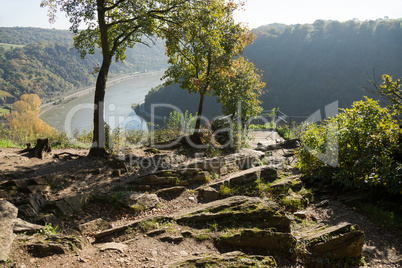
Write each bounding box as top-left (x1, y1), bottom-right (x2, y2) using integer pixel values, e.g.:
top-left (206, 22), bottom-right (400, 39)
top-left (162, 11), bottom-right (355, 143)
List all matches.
top-left (0, 139), bottom-right (18, 148)
top-left (164, 110), bottom-right (196, 135)
top-left (214, 57), bottom-right (265, 125)
top-left (296, 97), bottom-right (401, 194)
top-left (39, 223), bottom-right (60, 236)
top-left (366, 74), bottom-right (402, 117)
top-left (163, 0), bottom-right (254, 131)
top-left (145, 19), bottom-right (401, 117)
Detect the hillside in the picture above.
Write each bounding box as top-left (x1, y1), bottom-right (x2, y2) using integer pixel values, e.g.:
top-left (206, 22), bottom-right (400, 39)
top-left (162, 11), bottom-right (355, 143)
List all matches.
top-left (143, 19), bottom-right (402, 117)
top-left (0, 27), bottom-right (168, 101)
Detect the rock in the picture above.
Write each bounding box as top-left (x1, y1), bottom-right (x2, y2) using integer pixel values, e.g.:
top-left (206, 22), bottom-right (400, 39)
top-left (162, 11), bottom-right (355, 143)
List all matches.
top-left (146, 228), bottom-right (166, 237)
top-left (94, 215), bottom-right (174, 242)
top-left (0, 200), bottom-right (18, 261)
top-left (14, 195), bottom-right (48, 219)
top-left (124, 193), bottom-right (160, 209)
top-left (183, 158), bottom-right (224, 174)
top-left (170, 251), bottom-right (277, 267)
top-left (155, 186), bottom-right (186, 197)
top-left (41, 194), bottom-right (89, 217)
top-left (181, 230), bottom-right (194, 237)
top-left (190, 171), bottom-right (210, 184)
top-left (316, 199), bottom-right (330, 208)
top-left (293, 211), bottom-right (307, 219)
top-left (107, 159), bottom-right (128, 173)
top-left (129, 174), bottom-right (178, 186)
top-left (112, 169), bottom-right (121, 177)
top-left (226, 149), bottom-right (265, 170)
top-left (263, 139), bottom-right (300, 151)
top-left (26, 235), bottom-right (86, 257)
top-left (302, 222), bottom-right (365, 259)
top-left (159, 235), bottom-right (184, 244)
top-left (26, 185), bottom-right (50, 194)
top-left (198, 187), bottom-right (220, 202)
top-left (216, 229), bottom-right (296, 251)
top-left (13, 218), bottom-right (44, 234)
top-left (77, 218), bottom-right (112, 233)
top-left (98, 242), bottom-right (128, 253)
top-left (175, 196), bottom-right (291, 233)
top-left (205, 165), bottom-right (278, 190)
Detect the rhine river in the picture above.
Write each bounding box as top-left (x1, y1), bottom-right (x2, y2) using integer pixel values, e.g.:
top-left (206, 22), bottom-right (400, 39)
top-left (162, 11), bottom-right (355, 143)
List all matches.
top-left (40, 71), bottom-right (164, 134)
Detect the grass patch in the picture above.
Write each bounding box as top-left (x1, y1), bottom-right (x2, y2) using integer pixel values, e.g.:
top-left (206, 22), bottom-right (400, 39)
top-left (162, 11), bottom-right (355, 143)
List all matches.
top-left (0, 106), bottom-right (11, 117)
top-left (0, 43), bottom-right (24, 50)
top-left (0, 139), bottom-right (20, 148)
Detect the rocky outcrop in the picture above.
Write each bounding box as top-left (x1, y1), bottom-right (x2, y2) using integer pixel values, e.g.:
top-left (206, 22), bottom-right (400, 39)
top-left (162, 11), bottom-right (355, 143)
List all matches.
top-left (197, 165), bottom-right (278, 200)
top-left (76, 218), bottom-right (112, 234)
top-left (26, 234), bottom-right (87, 257)
top-left (123, 193), bottom-right (160, 209)
top-left (171, 251), bottom-right (277, 267)
top-left (13, 218), bottom-right (44, 234)
top-left (127, 168), bottom-right (210, 187)
top-left (0, 201), bottom-right (18, 262)
top-left (301, 222), bottom-right (365, 259)
top-left (175, 196), bottom-right (291, 233)
top-left (216, 229), bottom-right (296, 251)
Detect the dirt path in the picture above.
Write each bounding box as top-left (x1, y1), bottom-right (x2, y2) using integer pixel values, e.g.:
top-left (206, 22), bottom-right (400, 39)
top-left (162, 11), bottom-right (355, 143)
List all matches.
top-left (248, 130), bottom-right (283, 149)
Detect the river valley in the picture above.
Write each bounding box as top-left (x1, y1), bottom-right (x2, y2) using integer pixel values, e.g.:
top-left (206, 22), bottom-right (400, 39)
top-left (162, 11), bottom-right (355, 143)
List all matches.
top-left (40, 71), bottom-right (165, 134)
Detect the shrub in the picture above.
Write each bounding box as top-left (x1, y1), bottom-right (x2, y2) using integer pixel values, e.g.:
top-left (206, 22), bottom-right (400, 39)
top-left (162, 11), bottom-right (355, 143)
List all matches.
top-left (296, 97), bottom-right (401, 194)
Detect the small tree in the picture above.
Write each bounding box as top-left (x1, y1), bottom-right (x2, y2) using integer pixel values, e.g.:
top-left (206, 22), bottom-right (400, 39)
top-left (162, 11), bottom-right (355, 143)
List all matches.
top-left (163, 0), bottom-right (254, 141)
top-left (366, 74), bottom-right (402, 116)
top-left (4, 94), bottom-right (58, 143)
top-left (41, 0), bottom-right (188, 156)
top-left (214, 56), bottom-right (265, 127)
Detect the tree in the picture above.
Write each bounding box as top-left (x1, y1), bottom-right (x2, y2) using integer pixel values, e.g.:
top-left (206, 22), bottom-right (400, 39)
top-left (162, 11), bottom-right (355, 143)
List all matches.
top-left (41, 0), bottom-right (187, 156)
top-left (163, 0), bottom-right (254, 141)
top-left (214, 56), bottom-right (265, 126)
top-left (4, 94), bottom-right (58, 143)
top-left (366, 74), bottom-right (402, 116)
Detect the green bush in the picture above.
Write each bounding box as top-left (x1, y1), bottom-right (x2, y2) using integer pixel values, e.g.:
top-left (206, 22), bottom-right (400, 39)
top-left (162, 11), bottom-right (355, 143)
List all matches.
top-left (296, 97), bottom-right (401, 194)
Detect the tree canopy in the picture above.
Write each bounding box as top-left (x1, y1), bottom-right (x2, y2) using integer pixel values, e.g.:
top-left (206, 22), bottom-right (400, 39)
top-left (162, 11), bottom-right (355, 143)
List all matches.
top-left (163, 0), bottom-right (255, 136)
top-left (41, 0), bottom-right (188, 156)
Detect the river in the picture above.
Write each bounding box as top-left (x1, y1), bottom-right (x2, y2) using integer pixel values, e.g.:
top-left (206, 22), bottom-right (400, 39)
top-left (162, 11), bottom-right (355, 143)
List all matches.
top-left (40, 71), bottom-right (165, 134)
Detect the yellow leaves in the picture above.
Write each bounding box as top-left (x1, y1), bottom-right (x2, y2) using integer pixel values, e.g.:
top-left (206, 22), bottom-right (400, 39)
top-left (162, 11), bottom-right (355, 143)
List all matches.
top-left (14, 94), bottom-right (41, 114)
top-left (5, 94), bottom-right (58, 143)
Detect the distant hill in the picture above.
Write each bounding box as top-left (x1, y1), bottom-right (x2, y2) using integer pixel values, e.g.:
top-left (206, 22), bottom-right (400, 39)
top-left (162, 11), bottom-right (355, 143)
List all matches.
top-left (0, 27), bottom-right (168, 101)
top-left (143, 19), bottom-right (402, 117)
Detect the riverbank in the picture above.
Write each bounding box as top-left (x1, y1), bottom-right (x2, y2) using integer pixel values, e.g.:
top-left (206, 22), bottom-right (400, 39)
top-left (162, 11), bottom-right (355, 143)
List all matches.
top-left (39, 71), bottom-right (165, 117)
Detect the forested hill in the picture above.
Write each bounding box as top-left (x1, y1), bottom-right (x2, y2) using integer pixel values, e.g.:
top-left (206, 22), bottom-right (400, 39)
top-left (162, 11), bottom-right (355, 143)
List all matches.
top-left (0, 27), bottom-right (167, 101)
top-left (144, 19), bottom-right (402, 117)
top-left (247, 19), bottom-right (402, 116)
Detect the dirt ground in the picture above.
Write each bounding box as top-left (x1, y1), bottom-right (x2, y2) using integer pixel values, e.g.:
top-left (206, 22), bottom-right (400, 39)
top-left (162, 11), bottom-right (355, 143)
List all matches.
top-left (0, 142), bottom-right (401, 267)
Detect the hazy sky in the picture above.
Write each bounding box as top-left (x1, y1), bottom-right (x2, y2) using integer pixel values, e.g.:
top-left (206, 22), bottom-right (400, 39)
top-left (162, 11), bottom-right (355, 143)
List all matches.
top-left (0, 0), bottom-right (401, 30)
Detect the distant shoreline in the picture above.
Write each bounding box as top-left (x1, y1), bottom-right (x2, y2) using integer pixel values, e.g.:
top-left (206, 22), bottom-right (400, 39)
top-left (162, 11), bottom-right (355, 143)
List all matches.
top-left (39, 70), bottom-right (165, 117)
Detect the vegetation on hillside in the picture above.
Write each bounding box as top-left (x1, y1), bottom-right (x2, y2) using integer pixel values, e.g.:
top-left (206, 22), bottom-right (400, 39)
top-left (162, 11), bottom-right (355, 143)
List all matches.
top-left (144, 18), bottom-right (401, 117)
top-left (3, 94), bottom-right (58, 143)
top-left (0, 27), bottom-right (167, 101)
top-left (249, 18), bottom-right (402, 116)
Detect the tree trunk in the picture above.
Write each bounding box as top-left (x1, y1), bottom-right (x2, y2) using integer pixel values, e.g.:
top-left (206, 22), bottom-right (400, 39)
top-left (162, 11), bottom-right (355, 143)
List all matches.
top-left (191, 93), bottom-right (206, 144)
top-left (88, 0), bottom-right (111, 157)
top-left (88, 60), bottom-right (110, 157)
top-left (20, 138), bottom-right (51, 159)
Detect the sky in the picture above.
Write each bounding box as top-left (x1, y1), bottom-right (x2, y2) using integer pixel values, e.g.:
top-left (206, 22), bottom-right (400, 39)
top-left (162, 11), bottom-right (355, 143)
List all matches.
top-left (0, 0), bottom-right (401, 30)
